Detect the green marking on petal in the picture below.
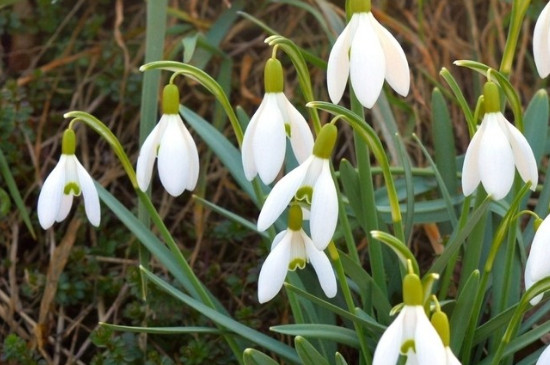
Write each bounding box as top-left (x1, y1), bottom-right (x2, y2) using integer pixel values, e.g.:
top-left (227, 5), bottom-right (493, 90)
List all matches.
top-left (285, 123), bottom-right (291, 138)
top-left (288, 258), bottom-right (306, 271)
top-left (400, 339), bottom-right (416, 355)
top-left (296, 186), bottom-right (313, 205)
top-left (64, 182), bottom-right (81, 196)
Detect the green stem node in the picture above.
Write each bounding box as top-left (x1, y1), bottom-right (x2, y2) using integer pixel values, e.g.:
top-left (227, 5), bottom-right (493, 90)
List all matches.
top-left (163, 84), bottom-right (180, 114)
top-left (287, 204), bottom-right (303, 231)
top-left (403, 273), bottom-right (423, 306)
top-left (431, 310), bottom-right (451, 346)
top-left (62, 129), bottom-right (76, 155)
top-left (313, 124), bottom-right (338, 159)
top-left (264, 58), bottom-right (284, 93)
top-left (347, 0), bottom-right (371, 14)
top-left (483, 82), bottom-right (500, 113)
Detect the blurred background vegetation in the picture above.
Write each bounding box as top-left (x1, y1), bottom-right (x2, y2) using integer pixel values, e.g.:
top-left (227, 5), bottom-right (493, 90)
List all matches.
top-left (0, 0), bottom-right (548, 363)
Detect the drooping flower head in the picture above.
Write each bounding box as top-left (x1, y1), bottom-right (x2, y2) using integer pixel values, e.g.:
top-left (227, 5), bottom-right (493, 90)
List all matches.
top-left (38, 128), bottom-right (100, 229)
top-left (241, 57), bottom-right (314, 184)
top-left (534, 1), bottom-right (550, 78)
top-left (136, 84), bottom-right (199, 196)
top-left (461, 82), bottom-right (538, 200)
top-left (327, 0), bottom-right (410, 108)
top-left (257, 123), bottom-right (338, 250)
top-left (257, 204), bottom-right (337, 303)
top-left (373, 270), bottom-right (446, 365)
top-left (537, 345), bottom-right (550, 365)
top-left (525, 215), bottom-right (550, 305)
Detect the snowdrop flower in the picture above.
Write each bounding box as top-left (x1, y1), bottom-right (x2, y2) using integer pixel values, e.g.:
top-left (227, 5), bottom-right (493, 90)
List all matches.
top-left (373, 272), bottom-right (446, 365)
top-left (257, 204), bottom-right (337, 303)
top-left (37, 129), bottom-right (100, 229)
top-left (257, 124), bottom-right (338, 250)
top-left (327, 0), bottom-right (409, 108)
top-left (136, 84), bottom-right (199, 196)
top-left (242, 57), bottom-right (314, 184)
top-left (534, 1), bottom-right (550, 78)
top-left (525, 215), bottom-right (550, 305)
top-left (537, 345), bottom-right (550, 365)
top-left (462, 82), bottom-right (538, 200)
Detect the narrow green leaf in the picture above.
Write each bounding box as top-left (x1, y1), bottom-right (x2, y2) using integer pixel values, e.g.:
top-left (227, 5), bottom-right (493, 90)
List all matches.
top-left (99, 323), bottom-right (225, 335)
top-left (523, 89), bottom-right (548, 165)
top-left (450, 270), bottom-right (480, 353)
top-left (431, 88), bottom-right (458, 198)
top-left (335, 352), bottom-right (349, 365)
top-left (243, 348), bottom-right (279, 365)
top-left (0, 148), bottom-right (36, 238)
top-left (141, 267), bottom-right (300, 363)
top-left (294, 336), bottom-right (330, 365)
top-left (272, 324), bottom-right (359, 348)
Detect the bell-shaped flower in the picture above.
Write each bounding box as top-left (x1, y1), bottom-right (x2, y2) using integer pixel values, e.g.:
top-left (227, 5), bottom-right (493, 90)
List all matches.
top-left (257, 124), bottom-right (338, 250)
top-left (537, 345), bottom-right (550, 365)
top-left (373, 272), bottom-right (446, 365)
top-left (242, 57), bottom-right (314, 184)
top-left (327, 0), bottom-right (409, 109)
top-left (462, 82), bottom-right (537, 200)
top-left (534, 1), bottom-right (550, 78)
top-left (258, 205), bottom-right (337, 303)
top-left (37, 129), bottom-right (100, 229)
top-left (136, 84), bottom-right (199, 197)
top-left (525, 215), bottom-right (550, 305)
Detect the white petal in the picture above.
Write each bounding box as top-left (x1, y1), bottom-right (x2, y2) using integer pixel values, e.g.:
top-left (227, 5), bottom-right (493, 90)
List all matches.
top-left (327, 15), bottom-right (356, 104)
top-left (373, 309), bottom-right (405, 365)
top-left (350, 12), bottom-right (386, 108)
top-left (258, 233), bottom-right (291, 303)
top-left (277, 94), bottom-right (314, 163)
top-left (526, 216), bottom-right (550, 306)
top-left (537, 345), bottom-right (550, 365)
top-left (501, 115), bottom-right (538, 190)
top-left (136, 118), bottom-right (166, 192)
top-left (271, 230), bottom-right (288, 250)
top-left (478, 114), bottom-right (515, 200)
top-left (413, 307), bottom-right (446, 365)
top-left (37, 157), bottom-right (66, 229)
top-left (253, 94), bottom-right (287, 184)
top-left (75, 157), bottom-right (100, 226)
top-left (304, 234), bottom-right (336, 298)
top-left (445, 347), bottom-right (462, 365)
top-left (534, 2), bottom-right (550, 78)
top-left (310, 161), bottom-right (338, 250)
top-left (55, 194), bottom-right (73, 223)
top-left (157, 116), bottom-right (191, 196)
top-left (461, 121), bottom-right (486, 196)
top-left (370, 12), bottom-right (410, 96)
top-left (242, 97), bottom-right (268, 181)
top-left (257, 157), bottom-right (312, 231)
top-left (178, 117), bottom-right (200, 190)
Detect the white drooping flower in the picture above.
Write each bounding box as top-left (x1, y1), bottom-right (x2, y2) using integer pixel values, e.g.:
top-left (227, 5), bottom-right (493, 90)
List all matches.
top-left (136, 84), bottom-right (199, 197)
top-left (534, 1), bottom-right (550, 78)
top-left (525, 215), bottom-right (550, 305)
top-left (257, 205), bottom-right (336, 303)
top-left (37, 129), bottom-right (100, 229)
top-left (257, 124), bottom-right (338, 251)
top-left (327, 0), bottom-right (409, 109)
top-left (373, 273), bottom-right (446, 365)
top-left (462, 82), bottom-right (537, 200)
top-left (537, 345), bottom-right (550, 365)
top-left (242, 57), bottom-right (314, 185)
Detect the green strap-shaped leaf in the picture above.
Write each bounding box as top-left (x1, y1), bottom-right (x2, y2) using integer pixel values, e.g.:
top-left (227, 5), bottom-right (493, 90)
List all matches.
top-left (294, 336), bottom-right (330, 365)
